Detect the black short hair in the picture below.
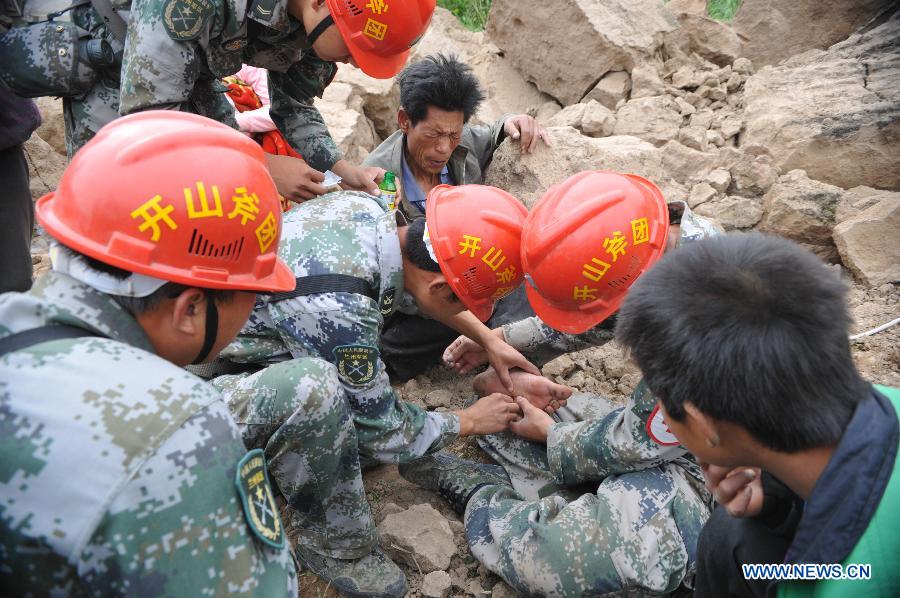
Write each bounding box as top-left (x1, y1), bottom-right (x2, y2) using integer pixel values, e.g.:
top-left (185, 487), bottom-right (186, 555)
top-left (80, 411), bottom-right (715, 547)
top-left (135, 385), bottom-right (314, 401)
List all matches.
top-left (78, 252), bottom-right (235, 315)
top-left (398, 53), bottom-right (485, 125)
top-left (403, 217), bottom-right (441, 272)
top-left (615, 232), bottom-right (868, 453)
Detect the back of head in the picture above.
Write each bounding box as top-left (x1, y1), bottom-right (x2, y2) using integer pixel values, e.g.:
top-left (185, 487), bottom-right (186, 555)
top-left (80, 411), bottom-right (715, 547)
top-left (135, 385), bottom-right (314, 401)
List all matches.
top-left (398, 53), bottom-right (485, 124)
top-left (616, 232), bottom-right (867, 453)
top-left (36, 110), bottom-right (294, 297)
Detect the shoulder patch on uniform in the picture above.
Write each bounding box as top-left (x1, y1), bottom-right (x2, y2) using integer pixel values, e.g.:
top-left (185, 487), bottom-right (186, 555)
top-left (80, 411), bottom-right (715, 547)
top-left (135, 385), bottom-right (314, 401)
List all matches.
top-left (646, 404), bottom-right (680, 446)
top-left (235, 449), bottom-right (285, 549)
top-left (333, 344), bottom-right (377, 385)
top-left (379, 287), bottom-right (396, 316)
top-left (163, 0), bottom-right (215, 41)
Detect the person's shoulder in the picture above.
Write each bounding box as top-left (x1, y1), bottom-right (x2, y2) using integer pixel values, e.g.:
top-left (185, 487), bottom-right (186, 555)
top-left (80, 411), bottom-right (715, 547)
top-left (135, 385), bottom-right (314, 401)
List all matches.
top-left (363, 130), bottom-right (404, 169)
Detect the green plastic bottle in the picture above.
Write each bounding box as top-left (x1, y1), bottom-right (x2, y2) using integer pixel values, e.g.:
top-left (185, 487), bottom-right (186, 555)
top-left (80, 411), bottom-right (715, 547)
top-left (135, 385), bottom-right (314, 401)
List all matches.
top-left (380, 171), bottom-right (398, 210)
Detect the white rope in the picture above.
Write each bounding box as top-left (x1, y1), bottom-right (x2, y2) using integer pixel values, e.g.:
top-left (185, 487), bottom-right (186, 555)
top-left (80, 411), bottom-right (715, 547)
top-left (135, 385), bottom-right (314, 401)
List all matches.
top-left (849, 315), bottom-right (900, 341)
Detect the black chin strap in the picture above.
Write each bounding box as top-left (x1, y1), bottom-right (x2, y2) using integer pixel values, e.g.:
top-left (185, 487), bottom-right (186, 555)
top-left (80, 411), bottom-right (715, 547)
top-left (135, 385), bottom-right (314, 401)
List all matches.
top-left (191, 292), bottom-right (219, 365)
top-left (306, 14), bottom-right (334, 47)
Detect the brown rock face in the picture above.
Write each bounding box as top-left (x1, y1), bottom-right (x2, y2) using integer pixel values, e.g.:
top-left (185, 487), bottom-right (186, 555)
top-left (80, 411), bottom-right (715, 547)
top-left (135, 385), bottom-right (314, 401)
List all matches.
top-left (734, 0), bottom-right (895, 68)
top-left (742, 12), bottom-right (900, 190)
top-left (833, 195), bottom-right (900, 286)
top-left (486, 0), bottom-right (677, 105)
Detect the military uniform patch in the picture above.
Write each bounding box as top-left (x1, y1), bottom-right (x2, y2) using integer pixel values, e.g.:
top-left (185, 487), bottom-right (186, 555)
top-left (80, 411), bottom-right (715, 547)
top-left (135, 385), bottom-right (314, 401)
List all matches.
top-left (379, 287), bottom-right (396, 316)
top-left (646, 404), bottom-right (680, 446)
top-left (163, 0), bottom-right (215, 41)
top-left (235, 449), bottom-right (285, 549)
top-left (334, 344), bottom-right (377, 385)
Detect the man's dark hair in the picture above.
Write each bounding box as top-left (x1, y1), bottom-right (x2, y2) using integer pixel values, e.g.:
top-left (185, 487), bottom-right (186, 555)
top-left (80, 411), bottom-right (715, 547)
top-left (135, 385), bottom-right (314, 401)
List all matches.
top-left (398, 53), bottom-right (485, 125)
top-left (615, 232), bottom-right (868, 453)
top-left (80, 252), bottom-right (235, 315)
top-left (403, 217), bottom-right (441, 272)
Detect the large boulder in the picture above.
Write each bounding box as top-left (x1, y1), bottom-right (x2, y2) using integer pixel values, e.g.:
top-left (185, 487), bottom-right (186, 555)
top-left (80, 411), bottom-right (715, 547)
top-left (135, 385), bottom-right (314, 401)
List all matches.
top-left (613, 96), bottom-right (683, 146)
top-left (314, 82), bottom-right (380, 165)
top-left (833, 194), bottom-right (900, 285)
top-left (759, 170), bottom-right (844, 261)
top-left (663, 13), bottom-right (743, 67)
top-left (547, 100), bottom-right (616, 137)
top-left (741, 11), bottom-right (900, 190)
top-left (484, 127), bottom-right (666, 207)
top-left (486, 0), bottom-right (677, 105)
top-left (734, 0), bottom-right (895, 68)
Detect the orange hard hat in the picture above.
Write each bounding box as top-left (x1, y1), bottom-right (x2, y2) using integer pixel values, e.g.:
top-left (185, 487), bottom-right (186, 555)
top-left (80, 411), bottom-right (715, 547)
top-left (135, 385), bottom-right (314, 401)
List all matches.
top-left (425, 185), bottom-right (528, 321)
top-left (36, 111), bottom-right (295, 293)
top-left (326, 0), bottom-right (435, 79)
top-left (521, 171), bottom-right (669, 334)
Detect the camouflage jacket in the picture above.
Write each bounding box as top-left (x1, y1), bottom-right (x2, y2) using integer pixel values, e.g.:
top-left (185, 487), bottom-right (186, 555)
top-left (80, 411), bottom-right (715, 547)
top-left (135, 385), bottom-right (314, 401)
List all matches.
top-left (502, 315), bottom-right (616, 355)
top-left (548, 380), bottom-right (704, 489)
top-left (0, 272), bottom-right (296, 596)
top-left (222, 191), bottom-right (460, 461)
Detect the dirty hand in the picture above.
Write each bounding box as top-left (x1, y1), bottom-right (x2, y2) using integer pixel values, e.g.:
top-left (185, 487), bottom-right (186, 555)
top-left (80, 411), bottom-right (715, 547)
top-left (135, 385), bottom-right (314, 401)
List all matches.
top-left (456, 393), bottom-right (521, 436)
top-left (504, 114), bottom-right (551, 153)
top-left (509, 396), bottom-right (554, 443)
top-left (701, 462), bottom-right (764, 518)
top-left (483, 335), bottom-right (541, 395)
top-left (266, 154), bottom-right (328, 202)
top-left (333, 159), bottom-right (384, 196)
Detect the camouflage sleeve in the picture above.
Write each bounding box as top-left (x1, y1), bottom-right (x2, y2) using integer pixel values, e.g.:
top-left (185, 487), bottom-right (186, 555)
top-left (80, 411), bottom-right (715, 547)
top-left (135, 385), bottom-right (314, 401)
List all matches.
top-left (267, 292), bottom-right (459, 462)
top-left (80, 399), bottom-right (298, 595)
top-left (465, 114), bottom-right (511, 171)
top-left (546, 380), bottom-right (689, 487)
top-left (268, 58), bottom-right (341, 171)
top-left (501, 315), bottom-right (616, 354)
top-left (118, 0), bottom-right (205, 115)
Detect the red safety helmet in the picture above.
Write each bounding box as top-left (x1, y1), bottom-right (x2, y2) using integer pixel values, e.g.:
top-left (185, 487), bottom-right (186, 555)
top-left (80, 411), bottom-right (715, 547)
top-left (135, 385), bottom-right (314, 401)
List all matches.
top-left (521, 171), bottom-right (669, 333)
top-left (326, 0), bottom-right (435, 79)
top-left (36, 111), bottom-right (295, 293)
top-left (425, 185), bottom-right (528, 321)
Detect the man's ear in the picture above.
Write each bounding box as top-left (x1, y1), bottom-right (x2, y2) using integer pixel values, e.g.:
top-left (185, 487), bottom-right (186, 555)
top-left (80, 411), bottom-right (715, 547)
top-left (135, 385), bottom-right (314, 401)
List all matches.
top-left (683, 401), bottom-right (721, 447)
top-left (398, 108), bottom-right (410, 134)
top-left (170, 288), bottom-right (206, 336)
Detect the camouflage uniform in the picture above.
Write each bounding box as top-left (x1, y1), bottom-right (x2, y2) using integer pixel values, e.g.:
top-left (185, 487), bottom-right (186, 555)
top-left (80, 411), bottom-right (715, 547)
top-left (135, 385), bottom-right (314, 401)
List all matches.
top-left (467, 382), bottom-right (712, 596)
top-left (0, 271), bottom-right (297, 596)
top-left (3, 0), bottom-right (341, 164)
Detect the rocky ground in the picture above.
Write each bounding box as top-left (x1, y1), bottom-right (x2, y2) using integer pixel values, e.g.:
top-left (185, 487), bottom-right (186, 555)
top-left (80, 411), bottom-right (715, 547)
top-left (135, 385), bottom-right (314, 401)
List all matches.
top-left (23, 1), bottom-right (899, 596)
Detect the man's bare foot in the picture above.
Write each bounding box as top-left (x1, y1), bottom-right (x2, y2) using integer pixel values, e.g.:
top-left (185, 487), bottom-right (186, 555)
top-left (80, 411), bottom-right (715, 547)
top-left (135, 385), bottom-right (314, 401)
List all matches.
top-left (474, 367), bottom-right (572, 413)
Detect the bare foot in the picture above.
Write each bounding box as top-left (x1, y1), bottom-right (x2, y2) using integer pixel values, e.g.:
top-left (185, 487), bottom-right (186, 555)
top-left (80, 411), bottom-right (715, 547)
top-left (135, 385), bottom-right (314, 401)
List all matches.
top-left (443, 335), bottom-right (488, 373)
top-left (474, 367), bottom-right (572, 413)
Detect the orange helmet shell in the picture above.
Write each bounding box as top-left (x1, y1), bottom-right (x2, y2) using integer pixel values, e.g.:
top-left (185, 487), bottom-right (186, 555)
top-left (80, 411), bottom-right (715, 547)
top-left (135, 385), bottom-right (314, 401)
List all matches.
top-left (425, 185), bottom-right (528, 322)
top-left (326, 0), bottom-right (435, 79)
top-left (521, 171), bottom-right (669, 334)
top-left (35, 111), bottom-right (295, 293)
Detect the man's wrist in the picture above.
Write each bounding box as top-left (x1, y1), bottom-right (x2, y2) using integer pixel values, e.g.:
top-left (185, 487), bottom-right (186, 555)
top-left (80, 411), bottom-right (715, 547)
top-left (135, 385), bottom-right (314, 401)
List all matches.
top-left (455, 408), bottom-right (473, 436)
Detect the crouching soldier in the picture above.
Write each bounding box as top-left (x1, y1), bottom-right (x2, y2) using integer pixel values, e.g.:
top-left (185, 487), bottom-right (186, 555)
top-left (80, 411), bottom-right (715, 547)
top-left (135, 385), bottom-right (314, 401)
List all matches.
top-left (402, 172), bottom-right (719, 595)
top-left (0, 112), bottom-right (299, 595)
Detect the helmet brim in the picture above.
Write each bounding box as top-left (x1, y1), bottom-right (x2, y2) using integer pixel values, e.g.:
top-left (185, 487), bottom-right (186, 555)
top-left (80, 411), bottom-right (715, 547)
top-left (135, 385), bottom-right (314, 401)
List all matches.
top-left (348, 45), bottom-right (409, 79)
top-left (524, 284), bottom-right (619, 335)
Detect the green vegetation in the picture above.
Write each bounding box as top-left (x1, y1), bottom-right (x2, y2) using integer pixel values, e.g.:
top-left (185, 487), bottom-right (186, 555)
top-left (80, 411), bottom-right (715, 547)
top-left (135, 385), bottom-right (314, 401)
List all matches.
top-left (707, 0), bottom-right (742, 21)
top-left (437, 1), bottom-right (743, 31)
top-left (437, 0), bottom-right (492, 31)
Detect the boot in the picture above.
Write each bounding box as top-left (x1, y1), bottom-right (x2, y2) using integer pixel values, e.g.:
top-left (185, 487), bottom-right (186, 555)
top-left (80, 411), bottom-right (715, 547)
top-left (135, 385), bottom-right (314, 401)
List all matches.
top-left (295, 544), bottom-right (407, 598)
top-left (398, 451), bottom-right (511, 515)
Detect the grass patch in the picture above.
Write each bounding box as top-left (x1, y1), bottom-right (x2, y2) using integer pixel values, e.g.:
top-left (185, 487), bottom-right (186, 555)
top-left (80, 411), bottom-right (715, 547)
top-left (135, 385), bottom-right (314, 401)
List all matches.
top-left (707, 0), bottom-right (742, 21)
top-left (437, 0), bottom-right (492, 31)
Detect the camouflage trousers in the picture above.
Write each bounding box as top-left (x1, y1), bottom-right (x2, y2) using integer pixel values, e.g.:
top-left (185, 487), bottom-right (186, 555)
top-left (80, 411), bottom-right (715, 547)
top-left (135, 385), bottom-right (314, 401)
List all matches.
top-left (467, 394), bottom-right (711, 596)
top-left (213, 358), bottom-right (376, 560)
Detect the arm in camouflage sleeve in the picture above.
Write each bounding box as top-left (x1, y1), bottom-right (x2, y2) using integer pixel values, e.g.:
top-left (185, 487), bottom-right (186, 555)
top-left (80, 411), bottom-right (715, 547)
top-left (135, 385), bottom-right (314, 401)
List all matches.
top-left (268, 58), bottom-right (342, 172)
top-left (501, 315), bottom-right (616, 355)
top-left (546, 380), bottom-right (689, 487)
top-left (79, 395), bottom-right (297, 594)
top-left (267, 292), bottom-right (459, 462)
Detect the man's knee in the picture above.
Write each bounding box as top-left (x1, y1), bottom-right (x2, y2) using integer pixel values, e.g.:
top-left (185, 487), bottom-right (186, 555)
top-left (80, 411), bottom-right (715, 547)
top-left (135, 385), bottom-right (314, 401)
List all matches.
top-left (253, 358), bottom-right (346, 424)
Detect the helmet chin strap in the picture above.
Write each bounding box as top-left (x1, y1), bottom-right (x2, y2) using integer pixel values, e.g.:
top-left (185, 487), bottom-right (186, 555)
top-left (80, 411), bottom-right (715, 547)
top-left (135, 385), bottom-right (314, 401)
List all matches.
top-left (191, 292), bottom-right (219, 365)
top-left (306, 13), bottom-right (335, 46)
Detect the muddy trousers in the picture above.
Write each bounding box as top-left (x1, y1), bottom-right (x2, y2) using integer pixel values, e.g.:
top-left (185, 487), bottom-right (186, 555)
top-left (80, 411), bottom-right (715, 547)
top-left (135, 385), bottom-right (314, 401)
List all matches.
top-left (213, 358), bottom-right (376, 559)
top-left (466, 394), bottom-right (710, 596)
